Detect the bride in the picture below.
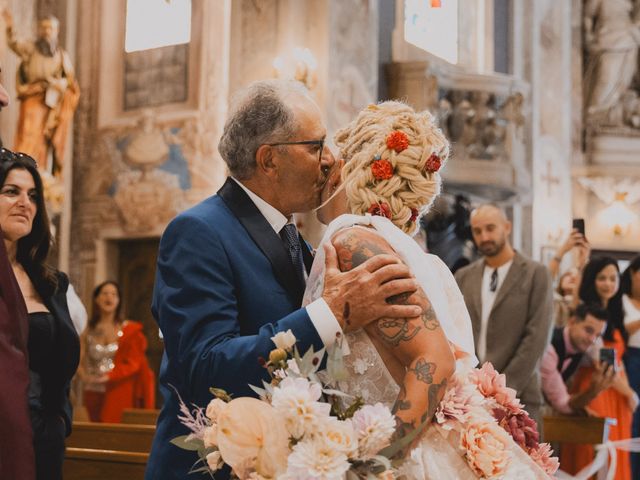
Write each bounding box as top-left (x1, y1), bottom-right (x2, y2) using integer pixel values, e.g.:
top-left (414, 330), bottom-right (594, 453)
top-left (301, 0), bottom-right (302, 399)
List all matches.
top-left (303, 101), bottom-right (556, 479)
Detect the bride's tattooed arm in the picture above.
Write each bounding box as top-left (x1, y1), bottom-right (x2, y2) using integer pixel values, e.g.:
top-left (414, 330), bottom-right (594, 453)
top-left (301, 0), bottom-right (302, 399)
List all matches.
top-left (332, 227), bottom-right (455, 457)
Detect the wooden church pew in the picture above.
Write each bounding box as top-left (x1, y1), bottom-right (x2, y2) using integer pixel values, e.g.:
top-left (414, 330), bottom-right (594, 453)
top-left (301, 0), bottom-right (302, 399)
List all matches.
top-left (63, 448), bottom-right (147, 480)
top-left (121, 408), bottom-right (160, 425)
top-left (542, 415), bottom-right (614, 445)
top-left (66, 422), bottom-right (156, 454)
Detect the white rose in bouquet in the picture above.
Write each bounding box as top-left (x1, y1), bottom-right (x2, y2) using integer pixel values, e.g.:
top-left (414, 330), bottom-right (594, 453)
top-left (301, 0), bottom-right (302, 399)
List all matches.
top-left (271, 329), bottom-right (297, 351)
top-left (271, 376), bottom-right (331, 438)
top-left (216, 397), bottom-right (289, 478)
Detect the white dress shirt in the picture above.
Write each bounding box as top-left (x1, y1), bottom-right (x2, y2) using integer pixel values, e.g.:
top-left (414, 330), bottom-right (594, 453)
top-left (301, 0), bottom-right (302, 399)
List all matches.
top-left (624, 294), bottom-right (640, 348)
top-left (478, 259), bottom-right (513, 362)
top-left (231, 178), bottom-right (343, 348)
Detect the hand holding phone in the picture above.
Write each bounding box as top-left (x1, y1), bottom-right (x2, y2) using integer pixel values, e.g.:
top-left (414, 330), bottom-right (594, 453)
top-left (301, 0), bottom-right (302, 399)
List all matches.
top-left (572, 218), bottom-right (586, 237)
top-left (599, 347), bottom-right (616, 369)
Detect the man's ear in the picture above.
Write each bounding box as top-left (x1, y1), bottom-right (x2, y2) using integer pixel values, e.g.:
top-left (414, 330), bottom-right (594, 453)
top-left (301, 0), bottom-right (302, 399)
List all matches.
top-left (504, 220), bottom-right (513, 236)
top-left (255, 144), bottom-right (279, 179)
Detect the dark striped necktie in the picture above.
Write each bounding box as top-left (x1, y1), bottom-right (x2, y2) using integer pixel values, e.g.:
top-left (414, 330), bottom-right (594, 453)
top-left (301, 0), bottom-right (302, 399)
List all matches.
top-left (280, 223), bottom-right (305, 283)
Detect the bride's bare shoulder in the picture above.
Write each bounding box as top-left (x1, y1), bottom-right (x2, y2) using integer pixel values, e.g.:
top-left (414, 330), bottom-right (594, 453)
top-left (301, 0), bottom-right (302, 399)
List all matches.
top-left (331, 226), bottom-right (398, 270)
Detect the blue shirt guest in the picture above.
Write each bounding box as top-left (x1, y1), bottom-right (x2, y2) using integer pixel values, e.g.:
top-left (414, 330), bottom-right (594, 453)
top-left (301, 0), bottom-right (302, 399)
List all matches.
top-left (145, 80), bottom-right (423, 480)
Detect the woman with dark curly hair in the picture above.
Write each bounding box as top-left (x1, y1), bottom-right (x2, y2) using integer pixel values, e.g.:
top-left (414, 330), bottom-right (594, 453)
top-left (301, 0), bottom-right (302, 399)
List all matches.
top-left (0, 148), bottom-right (79, 480)
top-left (562, 256), bottom-right (636, 479)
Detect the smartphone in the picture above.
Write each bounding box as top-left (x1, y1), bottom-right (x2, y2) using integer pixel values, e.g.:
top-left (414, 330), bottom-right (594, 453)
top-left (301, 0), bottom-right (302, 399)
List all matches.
top-left (572, 218), bottom-right (586, 237)
top-left (600, 348), bottom-right (616, 369)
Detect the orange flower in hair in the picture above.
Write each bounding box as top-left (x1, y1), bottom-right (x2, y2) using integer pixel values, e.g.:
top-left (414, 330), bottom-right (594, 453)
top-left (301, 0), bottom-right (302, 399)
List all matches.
top-left (424, 153), bottom-right (442, 173)
top-left (367, 202), bottom-right (392, 219)
top-left (371, 157), bottom-right (394, 180)
top-left (386, 131), bottom-right (409, 153)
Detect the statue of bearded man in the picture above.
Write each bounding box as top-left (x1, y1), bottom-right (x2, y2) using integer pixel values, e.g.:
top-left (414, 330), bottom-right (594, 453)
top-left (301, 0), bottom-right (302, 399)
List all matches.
top-left (583, 0), bottom-right (640, 125)
top-left (2, 10), bottom-right (80, 176)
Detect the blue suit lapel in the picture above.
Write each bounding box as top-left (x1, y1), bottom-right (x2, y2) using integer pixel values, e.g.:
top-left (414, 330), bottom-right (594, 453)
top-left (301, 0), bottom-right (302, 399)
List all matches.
top-left (217, 178), bottom-right (306, 305)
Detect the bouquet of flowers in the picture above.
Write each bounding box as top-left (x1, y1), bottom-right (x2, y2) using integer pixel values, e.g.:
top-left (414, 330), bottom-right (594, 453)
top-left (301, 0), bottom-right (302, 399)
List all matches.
top-left (434, 363), bottom-right (559, 478)
top-left (172, 331), bottom-right (411, 479)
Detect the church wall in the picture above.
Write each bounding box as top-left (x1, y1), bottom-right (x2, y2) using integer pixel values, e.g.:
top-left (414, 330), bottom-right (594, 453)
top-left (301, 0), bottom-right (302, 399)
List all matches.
top-left (525, 0), bottom-right (573, 262)
top-left (69, 0), bottom-right (230, 304)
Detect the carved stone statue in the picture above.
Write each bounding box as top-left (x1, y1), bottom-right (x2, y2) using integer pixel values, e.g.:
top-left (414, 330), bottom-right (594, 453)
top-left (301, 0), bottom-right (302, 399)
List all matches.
top-left (2, 10), bottom-right (80, 175)
top-left (583, 0), bottom-right (640, 126)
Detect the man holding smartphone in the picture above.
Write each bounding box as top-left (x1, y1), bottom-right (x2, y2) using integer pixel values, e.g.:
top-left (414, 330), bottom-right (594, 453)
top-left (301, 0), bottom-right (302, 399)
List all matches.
top-left (540, 303), bottom-right (616, 415)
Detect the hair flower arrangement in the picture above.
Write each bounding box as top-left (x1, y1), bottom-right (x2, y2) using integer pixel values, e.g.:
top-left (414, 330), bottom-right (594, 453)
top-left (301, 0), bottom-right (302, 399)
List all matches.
top-left (409, 208), bottom-right (419, 223)
top-left (386, 130), bottom-right (409, 153)
top-left (424, 153), bottom-right (442, 173)
top-left (367, 202), bottom-right (392, 219)
top-left (371, 155), bottom-right (394, 180)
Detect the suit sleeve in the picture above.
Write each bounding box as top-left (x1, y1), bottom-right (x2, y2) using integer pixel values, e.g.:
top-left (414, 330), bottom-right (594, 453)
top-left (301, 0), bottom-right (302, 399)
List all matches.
top-left (502, 264), bottom-right (553, 394)
top-left (153, 214), bottom-right (324, 400)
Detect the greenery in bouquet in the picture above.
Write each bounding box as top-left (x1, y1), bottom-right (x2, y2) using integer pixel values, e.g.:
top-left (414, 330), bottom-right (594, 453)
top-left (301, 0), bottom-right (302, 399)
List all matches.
top-left (172, 331), bottom-right (416, 479)
top-left (434, 362), bottom-right (559, 478)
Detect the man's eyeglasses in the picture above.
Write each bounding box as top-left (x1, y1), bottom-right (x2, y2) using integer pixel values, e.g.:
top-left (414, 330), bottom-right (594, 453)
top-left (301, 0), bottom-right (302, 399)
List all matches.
top-left (266, 139), bottom-right (325, 163)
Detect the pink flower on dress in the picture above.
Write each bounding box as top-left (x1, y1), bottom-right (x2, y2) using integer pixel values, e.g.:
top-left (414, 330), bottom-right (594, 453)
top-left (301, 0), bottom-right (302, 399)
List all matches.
top-left (469, 363), bottom-right (522, 412)
top-left (529, 443), bottom-right (560, 475)
top-left (492, 408), bottom-right (539, 451)
top-left (460, 422), bottom-right (510, 478)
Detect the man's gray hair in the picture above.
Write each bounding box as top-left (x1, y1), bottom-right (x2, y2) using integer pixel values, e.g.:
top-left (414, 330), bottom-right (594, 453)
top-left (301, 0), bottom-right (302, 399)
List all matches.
top-left (218, 79), bottom-right (310, 179)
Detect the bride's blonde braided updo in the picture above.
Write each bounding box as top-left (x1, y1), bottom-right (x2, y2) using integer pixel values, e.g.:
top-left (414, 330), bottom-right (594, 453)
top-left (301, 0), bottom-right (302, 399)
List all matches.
top-left (334, 101), bottom-right (450, 234)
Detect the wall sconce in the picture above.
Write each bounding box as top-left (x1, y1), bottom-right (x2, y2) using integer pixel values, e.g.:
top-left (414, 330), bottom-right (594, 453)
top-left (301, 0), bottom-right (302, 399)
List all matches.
top-left (602, 193), bottom-right (636, 236)
top-left (578, 176), bottom-right (640, 237)
top-left (273, 47), bottom-right (318, 90)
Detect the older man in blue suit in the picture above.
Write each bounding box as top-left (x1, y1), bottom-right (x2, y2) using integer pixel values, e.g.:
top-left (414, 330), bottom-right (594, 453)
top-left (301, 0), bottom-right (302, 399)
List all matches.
top-left (145, 80), bottom-right (423, 479)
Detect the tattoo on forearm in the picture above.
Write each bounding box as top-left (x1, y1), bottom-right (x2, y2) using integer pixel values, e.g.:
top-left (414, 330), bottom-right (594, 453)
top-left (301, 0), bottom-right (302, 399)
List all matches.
top-left (422, 305), bottom-right (440, 330)
top-left (426, 378), bottom-right (447, 420)
top-left (392, 386), bottom-right (411, 413)
top-left (376, 318), bottom-right (421, 346)
top-left (409, 358), bottom-right (436, 384)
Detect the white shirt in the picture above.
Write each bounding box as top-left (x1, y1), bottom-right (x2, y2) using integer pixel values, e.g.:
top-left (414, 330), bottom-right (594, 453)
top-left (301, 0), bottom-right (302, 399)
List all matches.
top-left (478, 259), bottom-right (513, 362)
top-left (66, 283), bottom-right (87, 334)
top-left (231, 178), bottom-right (343, 349)
top-left (624, 294), bottom-right (640, 348)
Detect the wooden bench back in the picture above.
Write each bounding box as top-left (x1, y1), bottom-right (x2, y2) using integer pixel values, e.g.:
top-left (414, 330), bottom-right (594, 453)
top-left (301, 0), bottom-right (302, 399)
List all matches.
top-left (63, 448), bottom-right (148, 480)
top-left (66, 422), bottom-right (156, 454)
top-left (121, 408), bottom-right (160, 425)
top-left (542, 415), bottom-right (614, 444)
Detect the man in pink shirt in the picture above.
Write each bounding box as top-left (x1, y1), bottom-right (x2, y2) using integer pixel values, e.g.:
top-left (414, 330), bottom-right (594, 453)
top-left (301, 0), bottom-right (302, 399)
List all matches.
top-left (541, 303), bottom-right (615, 414)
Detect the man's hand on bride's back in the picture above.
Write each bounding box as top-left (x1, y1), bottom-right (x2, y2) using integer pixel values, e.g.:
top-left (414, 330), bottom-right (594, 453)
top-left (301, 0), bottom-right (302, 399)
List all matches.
top-left (322, 242), bottom-right (422, 332)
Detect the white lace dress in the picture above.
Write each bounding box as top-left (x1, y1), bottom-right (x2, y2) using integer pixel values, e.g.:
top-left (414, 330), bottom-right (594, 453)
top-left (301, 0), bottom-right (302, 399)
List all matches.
top-left (303, 214), bottom-right (553, 479)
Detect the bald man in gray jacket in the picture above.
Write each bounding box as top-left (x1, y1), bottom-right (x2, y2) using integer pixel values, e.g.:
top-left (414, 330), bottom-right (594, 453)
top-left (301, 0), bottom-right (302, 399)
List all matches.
top-left (455, 205), bottom-right (553, 427)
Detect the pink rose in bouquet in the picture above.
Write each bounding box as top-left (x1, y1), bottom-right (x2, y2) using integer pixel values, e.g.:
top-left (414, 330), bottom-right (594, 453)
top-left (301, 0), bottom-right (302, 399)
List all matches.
top-left (435, 376), bottom-right (487, 430)
top-left (492, 407), bottom-right (539, 451)
top-left (470, 363), bottom-right (522, 412)
top-left (529, 442), bottom-right (560, 475)
top-left (460, 421), bottom-right (510, 478)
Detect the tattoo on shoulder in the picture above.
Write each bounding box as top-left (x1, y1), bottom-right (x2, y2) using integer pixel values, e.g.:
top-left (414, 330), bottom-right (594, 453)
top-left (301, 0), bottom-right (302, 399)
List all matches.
top-left (376, 318), bottom-right (421, 346)
top-left (409, 358), bottom-right (436, 384)
top-left (422, 305), bottom-right (440, 330)
top-left (335, 231), bottom-right (391, 270)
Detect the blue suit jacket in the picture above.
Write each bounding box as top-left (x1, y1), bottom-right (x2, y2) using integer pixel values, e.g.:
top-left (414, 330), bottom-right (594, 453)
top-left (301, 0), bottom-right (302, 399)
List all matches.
top-left (145, 178), bottom-right (322, 479)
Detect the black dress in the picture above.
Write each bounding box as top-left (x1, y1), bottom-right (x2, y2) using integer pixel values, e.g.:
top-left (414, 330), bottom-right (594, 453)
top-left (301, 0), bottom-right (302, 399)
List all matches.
top-left (27, 273), bottom-right (80, 480)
